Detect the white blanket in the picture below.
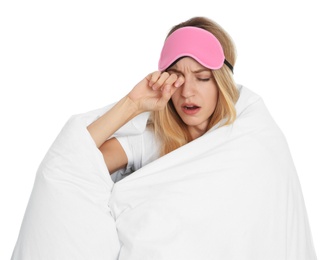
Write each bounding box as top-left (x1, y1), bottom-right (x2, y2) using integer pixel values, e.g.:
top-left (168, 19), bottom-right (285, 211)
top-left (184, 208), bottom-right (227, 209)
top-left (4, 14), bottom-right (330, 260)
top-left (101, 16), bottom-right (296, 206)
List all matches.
top-left (11, 86), bottom-right (317, 260)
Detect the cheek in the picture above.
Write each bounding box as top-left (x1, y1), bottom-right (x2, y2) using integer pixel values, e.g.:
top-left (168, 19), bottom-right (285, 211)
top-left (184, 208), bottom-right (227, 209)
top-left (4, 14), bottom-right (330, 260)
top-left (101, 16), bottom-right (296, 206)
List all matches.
top-left (171, 89), bottom-right (181, 107)
top-left (206, 87), bottom-right (219, 113)
top-left (205, 86), bottom-right (219, 104)
top-left (212, 89), bottom-right (219, 103)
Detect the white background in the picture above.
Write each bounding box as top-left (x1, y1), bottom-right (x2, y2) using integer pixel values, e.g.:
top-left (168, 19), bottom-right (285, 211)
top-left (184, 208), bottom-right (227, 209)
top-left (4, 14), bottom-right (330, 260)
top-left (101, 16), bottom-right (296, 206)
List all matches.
top-left (1, 0), bottom-right (335, 259)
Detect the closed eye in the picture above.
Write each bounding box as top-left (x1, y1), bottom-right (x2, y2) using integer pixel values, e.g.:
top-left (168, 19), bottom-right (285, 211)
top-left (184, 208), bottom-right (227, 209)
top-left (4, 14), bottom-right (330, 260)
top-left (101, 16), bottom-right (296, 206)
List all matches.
top-left (198, 78), bottom-right (210, 82)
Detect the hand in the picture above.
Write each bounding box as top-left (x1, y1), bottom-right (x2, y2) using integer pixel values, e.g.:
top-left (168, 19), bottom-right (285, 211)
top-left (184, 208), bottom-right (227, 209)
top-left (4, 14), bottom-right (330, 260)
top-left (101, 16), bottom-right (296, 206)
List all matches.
top-left (127, 71), bottom-right (184, 112)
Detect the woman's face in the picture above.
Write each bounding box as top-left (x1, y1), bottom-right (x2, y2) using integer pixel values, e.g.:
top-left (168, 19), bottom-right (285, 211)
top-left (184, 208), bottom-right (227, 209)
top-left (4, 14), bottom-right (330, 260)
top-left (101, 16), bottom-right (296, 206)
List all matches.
top-left (168, 57), bottom-right (219, 139)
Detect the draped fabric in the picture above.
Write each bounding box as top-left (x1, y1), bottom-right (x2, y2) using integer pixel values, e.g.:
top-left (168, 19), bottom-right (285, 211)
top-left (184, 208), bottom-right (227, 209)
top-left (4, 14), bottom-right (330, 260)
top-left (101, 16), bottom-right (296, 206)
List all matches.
top-left (11, 86), bottom-right (317, 260)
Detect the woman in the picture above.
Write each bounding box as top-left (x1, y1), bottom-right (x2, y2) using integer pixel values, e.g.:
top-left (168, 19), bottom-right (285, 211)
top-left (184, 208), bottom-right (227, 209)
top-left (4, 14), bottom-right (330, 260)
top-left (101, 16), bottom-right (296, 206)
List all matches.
top-left (87, 16), bottom-right (240, 180)
top-left (11, 16), bottom-right (317, 260)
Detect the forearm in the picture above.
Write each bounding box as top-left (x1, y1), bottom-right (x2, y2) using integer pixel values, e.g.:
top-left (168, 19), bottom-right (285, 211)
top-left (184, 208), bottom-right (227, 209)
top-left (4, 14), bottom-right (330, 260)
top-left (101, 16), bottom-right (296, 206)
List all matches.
top-left (87, 71), bottom-right (182, 148)
top-left (87, 95), bottom-right (142, 148)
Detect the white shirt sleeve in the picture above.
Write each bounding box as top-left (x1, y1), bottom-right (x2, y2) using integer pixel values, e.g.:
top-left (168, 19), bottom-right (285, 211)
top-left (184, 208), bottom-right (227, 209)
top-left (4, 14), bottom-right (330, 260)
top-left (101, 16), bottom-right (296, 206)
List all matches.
top-left (110, 128), bottom-right (160, 182)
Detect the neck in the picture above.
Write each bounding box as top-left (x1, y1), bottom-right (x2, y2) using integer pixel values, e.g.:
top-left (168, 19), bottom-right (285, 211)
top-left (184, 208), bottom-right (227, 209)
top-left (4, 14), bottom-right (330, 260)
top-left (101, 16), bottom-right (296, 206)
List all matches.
top-left (188, 126), bottom-right (207, 141)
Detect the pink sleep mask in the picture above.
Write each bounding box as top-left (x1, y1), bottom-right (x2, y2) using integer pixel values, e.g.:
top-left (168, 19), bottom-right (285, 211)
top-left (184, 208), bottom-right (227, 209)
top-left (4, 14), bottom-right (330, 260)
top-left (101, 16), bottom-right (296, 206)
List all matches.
top-left (158, 26), bottom-right (233, 72)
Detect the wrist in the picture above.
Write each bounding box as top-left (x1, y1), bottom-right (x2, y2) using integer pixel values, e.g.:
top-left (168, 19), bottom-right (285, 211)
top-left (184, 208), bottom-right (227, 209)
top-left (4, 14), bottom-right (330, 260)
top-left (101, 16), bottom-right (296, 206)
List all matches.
top-left (121, 95), bottom-right (145, 117)
top-left (124, 95), bottom-right (146, 115)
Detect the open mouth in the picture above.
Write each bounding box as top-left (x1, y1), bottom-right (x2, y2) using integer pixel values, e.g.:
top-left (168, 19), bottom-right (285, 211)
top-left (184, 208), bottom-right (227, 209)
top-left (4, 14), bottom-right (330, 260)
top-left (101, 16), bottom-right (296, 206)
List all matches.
top-left (184, 105), bottom-right (200, 110)
top-left (181, 104), bottom-right (201, 115)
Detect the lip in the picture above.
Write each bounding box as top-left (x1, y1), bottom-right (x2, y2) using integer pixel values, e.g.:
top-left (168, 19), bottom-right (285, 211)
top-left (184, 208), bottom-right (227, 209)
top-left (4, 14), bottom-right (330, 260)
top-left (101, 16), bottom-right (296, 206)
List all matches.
top-left (181, 103), bottom-right (201, 115)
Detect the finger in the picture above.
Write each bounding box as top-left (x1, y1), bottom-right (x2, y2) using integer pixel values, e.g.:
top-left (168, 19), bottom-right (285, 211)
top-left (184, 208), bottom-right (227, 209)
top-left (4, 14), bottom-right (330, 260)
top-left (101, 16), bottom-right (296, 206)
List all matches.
top-left (151, 72), bottom-right (170, 90)
top-left (160, 84), bottom-right (173, 104)
top-left (164, 73), bottom-right (178, 86)
top-left (167, 82), bottom-right (179, 97)
top-left (173, 74), bottom-right (185, 88)
top-left (161, 80), bottom-right (180, 101)
top-left (157, 73), bottom-right (179, 92)
top-left (146, 71), bottom-right (161, 87)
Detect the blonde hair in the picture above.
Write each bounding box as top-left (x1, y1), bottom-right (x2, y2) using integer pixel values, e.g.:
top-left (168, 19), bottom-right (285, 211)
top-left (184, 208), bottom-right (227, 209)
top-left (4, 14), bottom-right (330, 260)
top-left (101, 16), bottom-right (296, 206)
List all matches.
top-left (150, 16), bottom-right (240, 156)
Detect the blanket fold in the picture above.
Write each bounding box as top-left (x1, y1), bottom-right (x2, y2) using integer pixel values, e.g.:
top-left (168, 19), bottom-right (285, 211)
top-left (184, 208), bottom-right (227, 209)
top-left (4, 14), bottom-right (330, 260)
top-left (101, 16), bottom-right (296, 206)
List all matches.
top-left (11, 86), bottom-right (317, 260)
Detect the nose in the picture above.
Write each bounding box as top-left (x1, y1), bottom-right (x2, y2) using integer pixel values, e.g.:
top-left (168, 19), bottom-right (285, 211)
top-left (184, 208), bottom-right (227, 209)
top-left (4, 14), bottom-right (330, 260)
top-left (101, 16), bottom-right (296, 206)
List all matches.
top-left (180, 78), bottom-right (195, 98)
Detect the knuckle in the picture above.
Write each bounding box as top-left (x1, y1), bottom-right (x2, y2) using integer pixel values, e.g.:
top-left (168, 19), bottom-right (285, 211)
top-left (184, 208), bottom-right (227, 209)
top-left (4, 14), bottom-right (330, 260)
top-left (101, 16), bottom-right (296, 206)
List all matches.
top-left (161, 71), bottom-right (170, 77)
top-left (170, 73), bottom-right (178, 81)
